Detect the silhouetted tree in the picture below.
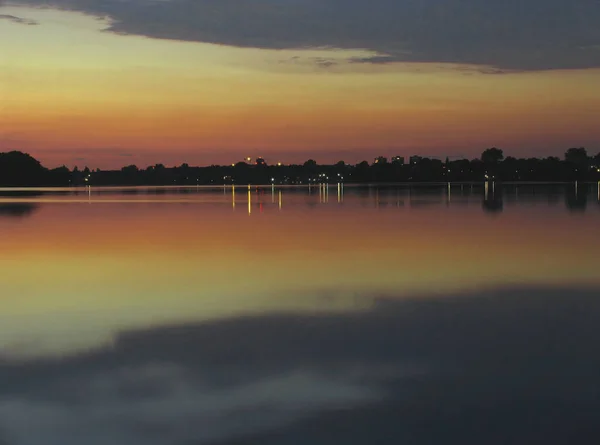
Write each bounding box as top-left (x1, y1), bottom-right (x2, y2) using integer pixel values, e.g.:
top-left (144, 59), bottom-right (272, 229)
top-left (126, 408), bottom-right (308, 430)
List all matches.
top-left (121, 165), bottom-right (139, 173)
top-left (565, 147), bottom-right (588, 180)
top-left (4, 148), bottom-right (600, 187)
top-left (564, 147), bottom-right (588, 164)
top-left (480, 148), bottom-right (504, 180)
top-left (481, 148), bottom-right (504, 164)
top-left (0, 151), bottom-right (47, 186)
top-left (120, 165), bottom-right (139, 185)
top-left (49, 166), bottom-right (71, 186)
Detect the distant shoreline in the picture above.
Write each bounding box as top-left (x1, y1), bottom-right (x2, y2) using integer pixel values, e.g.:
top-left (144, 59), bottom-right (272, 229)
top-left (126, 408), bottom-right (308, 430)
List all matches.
top-left (1, 149), bottom-right (599, 187)
top-left (0, 179), bottom-right (600, 192)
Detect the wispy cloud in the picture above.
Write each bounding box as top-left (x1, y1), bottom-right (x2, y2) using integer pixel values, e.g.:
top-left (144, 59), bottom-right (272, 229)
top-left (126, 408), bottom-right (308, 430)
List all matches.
top-left (0, 13), bottom-right (37, 25)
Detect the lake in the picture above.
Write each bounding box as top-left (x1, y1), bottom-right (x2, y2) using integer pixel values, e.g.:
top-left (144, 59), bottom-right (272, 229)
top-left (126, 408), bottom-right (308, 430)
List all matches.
top-left (1, 183), bottom-right (600, 444)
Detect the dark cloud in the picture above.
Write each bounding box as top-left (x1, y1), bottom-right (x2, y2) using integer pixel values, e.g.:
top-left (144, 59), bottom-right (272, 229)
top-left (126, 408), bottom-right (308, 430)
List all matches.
top-left (0, 13), bottom-right (37, 25)
top-left (2, 285), bottom-right (600, 444)
top-left (12, 0), bottom-right (600, 70)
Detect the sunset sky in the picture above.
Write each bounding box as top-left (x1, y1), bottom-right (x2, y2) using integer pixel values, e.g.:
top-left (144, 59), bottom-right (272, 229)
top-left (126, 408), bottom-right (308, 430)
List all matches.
top-left (1, 0), bottom-right (599, 168)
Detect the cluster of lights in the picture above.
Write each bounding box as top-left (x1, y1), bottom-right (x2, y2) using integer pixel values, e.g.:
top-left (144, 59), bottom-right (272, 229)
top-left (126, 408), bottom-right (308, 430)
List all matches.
top-left (308, 173), bottom-right (345, 182)
top-left (236, 158), bottom-right (283, 166)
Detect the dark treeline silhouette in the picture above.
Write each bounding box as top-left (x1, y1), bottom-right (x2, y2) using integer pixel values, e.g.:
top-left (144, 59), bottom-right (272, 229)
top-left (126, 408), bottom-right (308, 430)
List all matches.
top-left (0, 151), bottom-right (70, 187)
top-left (1, 148), bottom-right (600, 187)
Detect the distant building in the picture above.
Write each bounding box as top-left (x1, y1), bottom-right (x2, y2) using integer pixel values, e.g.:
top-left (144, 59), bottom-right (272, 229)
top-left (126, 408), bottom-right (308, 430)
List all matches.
top-left (391, 156), bottom-right (405, 165)
top-left (409, 155), bottom-right (422, 165)
top-left (373, 156), bottom-right (388, 164)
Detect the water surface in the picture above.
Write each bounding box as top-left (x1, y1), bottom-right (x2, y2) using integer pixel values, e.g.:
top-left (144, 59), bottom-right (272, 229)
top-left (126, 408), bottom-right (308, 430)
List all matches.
top-left (1, 183), bottom-right (599, 444)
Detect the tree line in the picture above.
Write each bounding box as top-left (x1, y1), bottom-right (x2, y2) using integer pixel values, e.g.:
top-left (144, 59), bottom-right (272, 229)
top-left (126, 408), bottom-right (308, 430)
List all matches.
top-left (1, 147), bottom-right (599, 187)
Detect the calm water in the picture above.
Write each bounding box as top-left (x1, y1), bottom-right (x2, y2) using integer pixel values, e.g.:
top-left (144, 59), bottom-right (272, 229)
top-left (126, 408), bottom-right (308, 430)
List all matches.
top-left (1, 183), bottom-right (600, 444)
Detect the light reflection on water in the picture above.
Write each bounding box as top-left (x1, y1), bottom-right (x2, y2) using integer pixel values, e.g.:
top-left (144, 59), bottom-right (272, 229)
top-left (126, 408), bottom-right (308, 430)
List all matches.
top-left (0, 184), bottom-right (599, 444)
top-left (1, 182), bottom-right (598, 210)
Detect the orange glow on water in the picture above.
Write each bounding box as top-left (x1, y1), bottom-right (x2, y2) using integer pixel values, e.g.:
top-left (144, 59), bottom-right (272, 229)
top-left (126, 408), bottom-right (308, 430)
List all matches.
top-left (1, 186), bottom-right (600, 357)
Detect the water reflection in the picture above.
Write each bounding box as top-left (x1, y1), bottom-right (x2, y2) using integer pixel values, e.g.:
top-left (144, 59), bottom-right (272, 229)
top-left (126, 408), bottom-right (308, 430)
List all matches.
top-left (318, 183), bottom-right (329, 204)
top-left (483, 181), bottom-right (503, 213)
top-left (565, 182), bottom-right (588, 212)
top-left (247, 186), bottom-right (251, 215)
top-left (1, 287), bottom-right (600, 445)
top-left (1, 183), bottom-right (599, 214)
top-left (1, 183), bottom-right (600, 444)
top-left (0, 203), bottom-right (39, 218)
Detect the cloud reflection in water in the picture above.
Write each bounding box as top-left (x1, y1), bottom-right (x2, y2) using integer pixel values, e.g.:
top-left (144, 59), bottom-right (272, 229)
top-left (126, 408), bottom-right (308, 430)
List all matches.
top-left (1, 286), bottom-right (600, 444)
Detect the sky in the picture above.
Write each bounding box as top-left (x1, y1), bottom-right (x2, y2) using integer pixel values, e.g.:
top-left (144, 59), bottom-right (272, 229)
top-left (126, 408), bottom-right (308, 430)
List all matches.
top-left (1, 0), bottom-right (599, 168)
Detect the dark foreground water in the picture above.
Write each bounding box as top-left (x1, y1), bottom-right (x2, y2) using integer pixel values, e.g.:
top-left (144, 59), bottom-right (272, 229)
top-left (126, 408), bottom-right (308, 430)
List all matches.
top-left (1, 183), bottom-right (599, 444)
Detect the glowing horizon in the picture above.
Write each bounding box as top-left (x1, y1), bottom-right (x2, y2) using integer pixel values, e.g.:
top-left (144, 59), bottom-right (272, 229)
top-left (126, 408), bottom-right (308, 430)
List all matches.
top-left (1, 5), bottom-right (599, 169)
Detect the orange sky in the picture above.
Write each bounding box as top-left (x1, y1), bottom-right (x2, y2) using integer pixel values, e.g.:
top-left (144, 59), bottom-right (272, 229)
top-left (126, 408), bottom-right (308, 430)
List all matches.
top-left (1, 6), bottom-right (599, 168)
